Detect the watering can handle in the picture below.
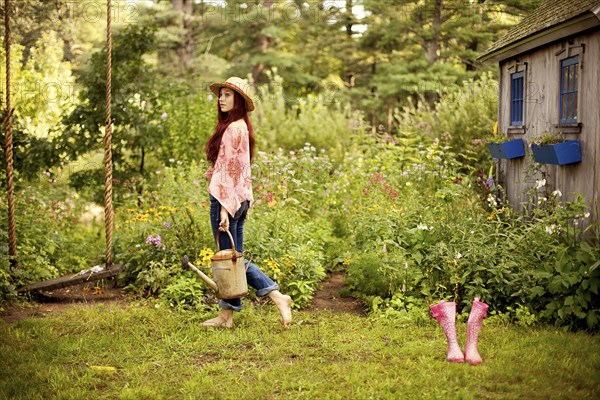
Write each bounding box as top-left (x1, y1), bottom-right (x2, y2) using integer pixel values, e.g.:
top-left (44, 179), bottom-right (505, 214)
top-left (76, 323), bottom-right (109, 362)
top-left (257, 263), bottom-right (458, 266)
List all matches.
top-left (244, 251), bottom-right (253, 271)
top-left (216, 229), bottom-right (237, 261)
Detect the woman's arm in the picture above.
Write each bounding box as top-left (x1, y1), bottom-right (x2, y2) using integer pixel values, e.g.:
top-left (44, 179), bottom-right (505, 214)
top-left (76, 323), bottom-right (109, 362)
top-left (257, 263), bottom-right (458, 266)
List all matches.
top-left (219, 206), bottom-right (229, 231)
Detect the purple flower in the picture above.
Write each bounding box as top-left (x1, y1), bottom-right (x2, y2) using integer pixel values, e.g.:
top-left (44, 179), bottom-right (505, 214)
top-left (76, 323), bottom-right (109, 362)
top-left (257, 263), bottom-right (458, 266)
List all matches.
top-left (145, 234), bottom-right (163, 249)
top-left (163, 222), bottom-right (171, 229)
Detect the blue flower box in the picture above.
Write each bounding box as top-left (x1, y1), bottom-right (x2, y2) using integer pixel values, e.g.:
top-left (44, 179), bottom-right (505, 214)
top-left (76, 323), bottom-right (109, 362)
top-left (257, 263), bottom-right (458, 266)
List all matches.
top-left (531, 140), bottom-right (582, 165)
top-left (486, 138), bottom-right (525, 159)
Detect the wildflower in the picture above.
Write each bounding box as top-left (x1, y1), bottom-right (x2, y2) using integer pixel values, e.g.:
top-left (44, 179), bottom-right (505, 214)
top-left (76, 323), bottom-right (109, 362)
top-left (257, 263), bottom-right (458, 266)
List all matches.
top-left (146, 234), bottom-right (164, 249)
top-left (207, 94), bottom-right (214, 101)
top-left (552, 189), bottom-right (562, 197)
top-left (161, 112), bottom-right (168, 120)
top-left (584, 212), bottom-right (590, 218)
top-left (163, 222), bottom-right (171, 229)
top-left (534, 179), bottom-right (547, 189)
top-left (196, 248), bottom-right (215, 266)
top-left (417, 223), bottom-right (430, 230)
top-left (456, 253), bottom-right (462, 259)
top-left (545, 224), bottom-right (558, 234)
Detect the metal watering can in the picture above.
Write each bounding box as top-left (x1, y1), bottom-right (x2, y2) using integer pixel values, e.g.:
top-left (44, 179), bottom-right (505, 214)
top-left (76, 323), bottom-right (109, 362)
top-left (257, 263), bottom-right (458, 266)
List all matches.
top-left (182, 230), bottom-right (249, 299)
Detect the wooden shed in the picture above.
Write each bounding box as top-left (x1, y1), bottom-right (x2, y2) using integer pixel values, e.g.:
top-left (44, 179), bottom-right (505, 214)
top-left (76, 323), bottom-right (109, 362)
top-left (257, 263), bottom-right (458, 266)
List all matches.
top-left (479, 0), bottom-right (600, 228)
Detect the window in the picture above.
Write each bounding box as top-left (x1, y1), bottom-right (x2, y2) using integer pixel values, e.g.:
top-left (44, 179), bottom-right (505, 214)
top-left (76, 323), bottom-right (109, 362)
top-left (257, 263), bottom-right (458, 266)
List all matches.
top-left (510, 71), bottom-right (524, 126)
top-left (559, 55), bottom-right (579, 124)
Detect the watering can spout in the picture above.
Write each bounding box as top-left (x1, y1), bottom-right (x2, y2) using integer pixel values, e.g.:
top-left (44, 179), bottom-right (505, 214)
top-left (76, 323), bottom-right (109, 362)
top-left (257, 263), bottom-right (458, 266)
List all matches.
top-left (183, 255), bottom-right (219, 293)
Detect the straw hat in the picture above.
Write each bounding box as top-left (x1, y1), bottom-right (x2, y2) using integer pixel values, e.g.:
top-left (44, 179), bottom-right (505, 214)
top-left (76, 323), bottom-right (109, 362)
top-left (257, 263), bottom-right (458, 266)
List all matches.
top-left (209, 77), bottom-right (255, 112)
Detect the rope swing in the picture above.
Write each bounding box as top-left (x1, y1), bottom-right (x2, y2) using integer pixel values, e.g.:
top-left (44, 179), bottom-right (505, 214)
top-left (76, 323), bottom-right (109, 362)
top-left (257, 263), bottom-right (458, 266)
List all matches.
top-left (3, 0), bottom-right (116, 281)
top-left (104, 0), bottom-right (114, 267)
top-left (3, 0), bottom-right (17, 268)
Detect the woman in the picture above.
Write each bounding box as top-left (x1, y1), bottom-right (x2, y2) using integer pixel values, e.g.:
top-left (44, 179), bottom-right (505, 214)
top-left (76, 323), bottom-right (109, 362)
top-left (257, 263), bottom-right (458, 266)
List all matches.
top-left (202, 76), bottom-right (292, 329)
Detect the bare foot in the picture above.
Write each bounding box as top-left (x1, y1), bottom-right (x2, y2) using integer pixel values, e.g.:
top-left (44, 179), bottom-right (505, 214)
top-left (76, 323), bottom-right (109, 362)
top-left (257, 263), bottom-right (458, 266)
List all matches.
top-left (268, 290), bottom-right (292, 328)
top-left (201, 309), bottom-right (233, 328)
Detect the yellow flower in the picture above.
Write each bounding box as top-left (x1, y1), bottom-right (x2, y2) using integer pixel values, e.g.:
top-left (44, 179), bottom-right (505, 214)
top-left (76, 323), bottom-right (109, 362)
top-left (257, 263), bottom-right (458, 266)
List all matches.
top-left (195, 248), bottom-right (215, 266)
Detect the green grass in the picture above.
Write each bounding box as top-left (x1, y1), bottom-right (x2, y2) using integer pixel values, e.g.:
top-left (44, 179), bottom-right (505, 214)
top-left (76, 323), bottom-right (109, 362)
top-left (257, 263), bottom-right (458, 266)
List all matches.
top-left (1, 303), bottom-right (599, 400)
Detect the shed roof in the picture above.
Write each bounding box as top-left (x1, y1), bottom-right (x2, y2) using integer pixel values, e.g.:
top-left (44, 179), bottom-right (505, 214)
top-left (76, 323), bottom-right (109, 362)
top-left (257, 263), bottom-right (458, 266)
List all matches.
top-left (479, 0), bottom-right (600, 62)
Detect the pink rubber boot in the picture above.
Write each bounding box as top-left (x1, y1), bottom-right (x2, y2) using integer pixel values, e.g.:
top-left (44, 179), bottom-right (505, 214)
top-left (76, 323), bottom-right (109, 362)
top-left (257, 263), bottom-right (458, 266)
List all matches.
top-left (430, 301), bottom-right (464, 363)
top-left (464, 298), bottom-right (489, 365)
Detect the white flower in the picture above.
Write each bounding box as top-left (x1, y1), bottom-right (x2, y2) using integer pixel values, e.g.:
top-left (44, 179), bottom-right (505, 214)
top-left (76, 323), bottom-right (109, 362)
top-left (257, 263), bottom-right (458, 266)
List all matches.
top-left (456, 253), bottom-right (462, 259)
top-left (584, 212), bottom-right (590, 218)
top-left (552, 189), bottom-right (562, 197)
top-left (169, 158), bottom-right (175, 163)
top-left (161, 112), bottom-right (168, 120)
top-left (417, 223), bottom-right (429, 230)
top-left (470, 230), bottom-right (475, 234)
top-left (534, 179), bottom-right (547, 189)
top-left (545, 224), bottom-right (558, 234)
top-left (207, 94), bottom-right (214, 101)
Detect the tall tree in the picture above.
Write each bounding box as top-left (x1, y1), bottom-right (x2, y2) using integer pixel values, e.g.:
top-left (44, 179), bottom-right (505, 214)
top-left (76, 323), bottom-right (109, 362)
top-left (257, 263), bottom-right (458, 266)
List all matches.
top-left (359, 0), bottom-right (543, 132)
top-left (171, 0), bottom-right (195, 73)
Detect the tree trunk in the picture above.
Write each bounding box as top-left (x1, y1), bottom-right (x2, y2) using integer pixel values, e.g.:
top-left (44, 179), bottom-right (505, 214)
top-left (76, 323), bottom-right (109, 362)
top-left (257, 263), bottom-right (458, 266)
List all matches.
top-left (423, 0), bottom-right (441, 67)
top-left (345, 0), bottom-right (353, 37)
top-left (252, 0), bottom-right (274, 82)
top-left (173, 0), bottom-right (194, 73)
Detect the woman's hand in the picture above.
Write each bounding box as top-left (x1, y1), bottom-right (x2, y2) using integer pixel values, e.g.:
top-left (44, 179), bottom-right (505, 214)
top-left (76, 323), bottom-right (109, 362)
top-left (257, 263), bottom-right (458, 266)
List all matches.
top-left (219, 207), bottom-right (230, 231)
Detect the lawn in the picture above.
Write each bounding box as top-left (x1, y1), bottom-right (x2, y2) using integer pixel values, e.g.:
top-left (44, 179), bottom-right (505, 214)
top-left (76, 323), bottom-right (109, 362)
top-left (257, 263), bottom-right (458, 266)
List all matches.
top-left (1, 302), bottom-right (599, 399)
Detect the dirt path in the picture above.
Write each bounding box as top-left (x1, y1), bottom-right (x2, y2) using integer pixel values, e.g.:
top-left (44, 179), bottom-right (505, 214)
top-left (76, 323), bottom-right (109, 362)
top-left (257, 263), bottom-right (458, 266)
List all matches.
top-left (310, 271), bottom-right (365, 315)
top-left (0, 282), bottom-right (129, 323)
top-left (2, 271), bottom-right (364, 323)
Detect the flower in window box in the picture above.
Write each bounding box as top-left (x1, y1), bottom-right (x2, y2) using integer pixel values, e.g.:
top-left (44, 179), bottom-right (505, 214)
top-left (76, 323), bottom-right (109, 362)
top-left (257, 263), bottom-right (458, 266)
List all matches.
top-left (485, 132), bottom-right (525, 159)
top-left (530, 131), bottom-right (582, 165)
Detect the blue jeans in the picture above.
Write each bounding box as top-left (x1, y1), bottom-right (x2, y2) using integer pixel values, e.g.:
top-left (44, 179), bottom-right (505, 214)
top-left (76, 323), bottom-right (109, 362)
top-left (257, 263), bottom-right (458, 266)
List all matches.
top-left (209, 195), bottom-right (279, 311)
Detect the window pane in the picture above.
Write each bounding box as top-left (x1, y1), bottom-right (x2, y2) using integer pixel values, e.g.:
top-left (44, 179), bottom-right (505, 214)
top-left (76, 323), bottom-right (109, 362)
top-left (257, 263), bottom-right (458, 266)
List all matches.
top-left (570, 65), bottom-right (575, 92)
top-left (573, 92), bottom-right (577, 120)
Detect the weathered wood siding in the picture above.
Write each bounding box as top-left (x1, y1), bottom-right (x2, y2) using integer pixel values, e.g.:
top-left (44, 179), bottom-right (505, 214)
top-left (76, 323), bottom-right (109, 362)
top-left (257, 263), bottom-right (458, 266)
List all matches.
top-left (497, 28), bottom-right (600, 227)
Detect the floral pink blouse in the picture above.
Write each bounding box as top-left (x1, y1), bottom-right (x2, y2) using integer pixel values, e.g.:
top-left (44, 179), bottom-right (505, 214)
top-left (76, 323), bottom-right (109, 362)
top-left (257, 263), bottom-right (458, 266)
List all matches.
top-left (205, 123), bottom-right (254, 217)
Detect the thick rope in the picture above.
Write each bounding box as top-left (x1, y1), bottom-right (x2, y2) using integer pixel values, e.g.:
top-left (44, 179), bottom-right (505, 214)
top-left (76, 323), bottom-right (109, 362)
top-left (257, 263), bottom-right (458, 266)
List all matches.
top-left (3, 0), bottom-right (17, 268)
top-left (104, 0), bottom-right (114, 267)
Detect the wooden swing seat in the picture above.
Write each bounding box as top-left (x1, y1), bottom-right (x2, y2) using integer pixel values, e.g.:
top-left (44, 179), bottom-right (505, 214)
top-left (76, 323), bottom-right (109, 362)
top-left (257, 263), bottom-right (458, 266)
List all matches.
top-left (17, 264), bottom-right (123, 293)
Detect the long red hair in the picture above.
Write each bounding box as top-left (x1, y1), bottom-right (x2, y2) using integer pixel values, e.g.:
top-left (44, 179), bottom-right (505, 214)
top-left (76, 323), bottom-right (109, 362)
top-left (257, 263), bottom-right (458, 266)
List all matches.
top-left (205, 90), bottom-right (255, 164)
